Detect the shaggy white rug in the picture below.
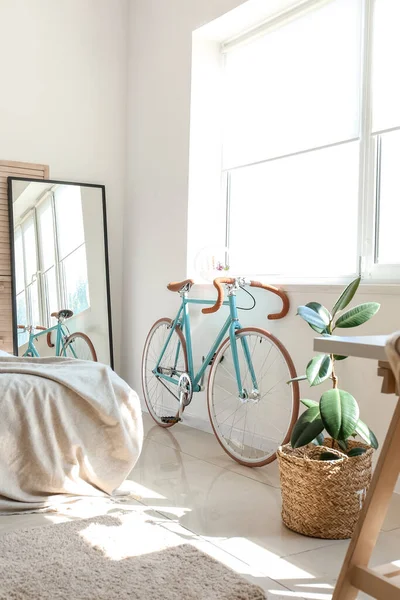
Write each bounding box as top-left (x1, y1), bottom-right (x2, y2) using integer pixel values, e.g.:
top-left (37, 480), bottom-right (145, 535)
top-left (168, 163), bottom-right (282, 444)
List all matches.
top-left (0, 511), bottom-right (266, 599)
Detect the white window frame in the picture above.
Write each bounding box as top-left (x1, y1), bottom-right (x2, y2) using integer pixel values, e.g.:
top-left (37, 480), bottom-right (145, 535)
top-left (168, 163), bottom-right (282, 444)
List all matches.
top-left (220, 0), bottom-right (400, 284)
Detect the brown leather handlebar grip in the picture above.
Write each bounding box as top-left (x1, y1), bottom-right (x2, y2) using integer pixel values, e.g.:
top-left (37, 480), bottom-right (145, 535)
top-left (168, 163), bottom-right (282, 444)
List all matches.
top-left (17, 325), bottom-right (26, 330)
top-left (33, 326), bottom-right (54, 347)
top-left (250, 281), bottom-right (290, 319)
top-left (202, 277), bottom-right (235, 314)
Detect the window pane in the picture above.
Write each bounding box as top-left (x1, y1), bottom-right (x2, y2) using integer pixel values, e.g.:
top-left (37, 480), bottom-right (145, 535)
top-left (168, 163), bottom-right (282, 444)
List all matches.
top-left (28, 282), bottom-right (40, 328)
top-left (16, 293), bottom-right (29, 347)
top-left (37, 197), bottom-right (55, 270)
top-left (62, 245), bottom-right (90, 315)
top-left (14, 227), bottom-right (25, 294)
top-left (45, 267), bottom-right (59, 317)
top-left (376, 130), bottom-right (400, 264)
top-left (228, 142), bottom-right (360, 278)
top-left (22, 216), bottom-right (37, 283)
top-left (372, 0), bottom-right (400, 132)
top-left (55, 185), bottom-right (85, 259)
top-left (223, 0), bottom-right (362, 168)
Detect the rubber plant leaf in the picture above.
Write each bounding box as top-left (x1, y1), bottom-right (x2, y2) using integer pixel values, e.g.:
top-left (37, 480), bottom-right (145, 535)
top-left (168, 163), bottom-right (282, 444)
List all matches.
top-left (306, 354), bottom-right (333, 387)
top-left (312, 432), bottom-right (325, 446)
top-left (300, 399), bottom-right (319, 409)
top-left (335, 303), bottom-right (380, 328)
top-left (355, 419), bottom-right (379, 449)
top-left (319, 451), bottom-right (341, 461)
top-left (348, 447), bottom-right (367, 457)
top-left (305, 302), bottom-right (332, 334)
top-left (297, 306), bottom-right (329, 331)
top-left (320, 388), bottom-right (360, 441)
top-left (291, 406), bottom-right (324, 449)
top-left (331, 277), bottom-right (361, 317)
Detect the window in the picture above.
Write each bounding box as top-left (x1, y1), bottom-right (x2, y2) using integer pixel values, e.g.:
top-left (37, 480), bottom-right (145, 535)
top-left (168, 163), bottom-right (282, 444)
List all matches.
top-left (15, 185), bottom-right (90, 342)
top-left (221, 0), bottom-right (400, 281)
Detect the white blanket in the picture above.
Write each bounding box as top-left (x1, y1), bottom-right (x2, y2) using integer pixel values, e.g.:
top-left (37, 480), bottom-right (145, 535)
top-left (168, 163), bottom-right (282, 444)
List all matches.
top-left (0, 357), bottom-right (143, 514)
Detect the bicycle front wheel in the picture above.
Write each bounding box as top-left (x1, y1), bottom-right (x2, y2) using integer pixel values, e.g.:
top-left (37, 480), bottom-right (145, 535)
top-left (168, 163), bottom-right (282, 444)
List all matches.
top-left (63, 332), bottom-right (97, 361)
top-left (207, 327), bottom-right (299, 467)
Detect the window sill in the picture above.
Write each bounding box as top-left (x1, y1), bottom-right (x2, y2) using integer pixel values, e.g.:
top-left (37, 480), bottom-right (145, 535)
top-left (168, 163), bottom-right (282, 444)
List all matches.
top-left (192, 281), bottom-right (400, 296)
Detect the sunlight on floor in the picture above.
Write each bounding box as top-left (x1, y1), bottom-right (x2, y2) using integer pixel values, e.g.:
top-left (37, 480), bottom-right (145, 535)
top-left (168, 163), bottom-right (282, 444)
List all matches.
top-left (269, 592), bottom-right (332, 599)
top-left (211, 536), bottom-right (314, 580)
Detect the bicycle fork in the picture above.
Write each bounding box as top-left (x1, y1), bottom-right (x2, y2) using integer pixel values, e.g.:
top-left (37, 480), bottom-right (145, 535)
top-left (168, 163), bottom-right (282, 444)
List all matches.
top-left (228, 295), bottom-right (259, 401)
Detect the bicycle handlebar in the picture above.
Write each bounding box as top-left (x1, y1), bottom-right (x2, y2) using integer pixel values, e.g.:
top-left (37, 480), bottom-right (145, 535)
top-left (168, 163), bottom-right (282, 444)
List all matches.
top-left (17, 325), bottom-right (54, 348)
top-left (201, 277), bottom-right (290, 319)
top-left (202, 278), bottom-right (235, 315)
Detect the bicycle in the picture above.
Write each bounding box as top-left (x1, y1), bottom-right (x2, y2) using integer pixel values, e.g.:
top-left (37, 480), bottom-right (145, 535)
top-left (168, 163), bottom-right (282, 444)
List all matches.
top-left (18, 309), bottom-right (97, 361)
top-left (142, 277), bottom-right (299, 467)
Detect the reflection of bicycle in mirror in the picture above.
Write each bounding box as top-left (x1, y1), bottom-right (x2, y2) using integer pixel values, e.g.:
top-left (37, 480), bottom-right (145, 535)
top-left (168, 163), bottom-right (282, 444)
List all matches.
top-left (142, 277), bottom-right (300, 468)
top-left (18, 309), bottom-right (97, 361)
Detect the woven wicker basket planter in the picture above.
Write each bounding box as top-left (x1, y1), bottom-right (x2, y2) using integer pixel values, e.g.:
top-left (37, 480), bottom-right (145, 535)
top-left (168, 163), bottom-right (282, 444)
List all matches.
top-left (277, 439), bottom-right (373, 539)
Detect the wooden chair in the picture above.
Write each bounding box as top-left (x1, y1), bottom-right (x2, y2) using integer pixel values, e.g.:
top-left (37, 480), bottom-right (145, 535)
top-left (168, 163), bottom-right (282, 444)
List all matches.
top-left (331, 334), bottom-right (400, 599)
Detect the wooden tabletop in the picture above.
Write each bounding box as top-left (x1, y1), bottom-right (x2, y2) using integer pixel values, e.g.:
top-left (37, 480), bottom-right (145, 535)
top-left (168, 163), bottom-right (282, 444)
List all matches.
top-left (314, 335), bottom-right (389, 361)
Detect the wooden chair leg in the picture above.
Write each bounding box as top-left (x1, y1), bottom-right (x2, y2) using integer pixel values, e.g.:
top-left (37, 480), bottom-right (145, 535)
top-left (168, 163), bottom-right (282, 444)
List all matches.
top-left (333, 396), bottom-right (400, 600)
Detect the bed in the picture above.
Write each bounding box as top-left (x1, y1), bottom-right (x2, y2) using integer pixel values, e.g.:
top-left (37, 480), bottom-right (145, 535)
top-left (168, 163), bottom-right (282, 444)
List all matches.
top-left (0, 354), bottom-right (143, 513)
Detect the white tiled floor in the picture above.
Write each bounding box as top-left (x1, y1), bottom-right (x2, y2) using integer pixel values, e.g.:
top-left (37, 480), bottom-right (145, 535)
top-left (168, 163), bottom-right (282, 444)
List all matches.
top-left (1, 411), bottom-right (400, 600)
top-left (130, 413), bottom-right (400, 599)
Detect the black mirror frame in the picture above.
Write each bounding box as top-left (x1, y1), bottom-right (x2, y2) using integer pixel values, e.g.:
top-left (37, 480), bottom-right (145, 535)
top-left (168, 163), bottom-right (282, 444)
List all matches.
top-left (7, 177), bottom-right (114, 369)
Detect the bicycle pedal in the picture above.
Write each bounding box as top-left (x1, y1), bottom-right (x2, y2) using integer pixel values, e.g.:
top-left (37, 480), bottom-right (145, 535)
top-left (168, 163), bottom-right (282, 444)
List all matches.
top-left (161, 416), bottom-right (181, 425)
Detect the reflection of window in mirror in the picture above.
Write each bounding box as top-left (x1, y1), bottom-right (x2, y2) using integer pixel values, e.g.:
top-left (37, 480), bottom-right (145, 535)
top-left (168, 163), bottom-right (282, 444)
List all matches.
top-left (14, 185), bottom-right (90, 345)
top-left (53, 186), bottom-right (90, 316)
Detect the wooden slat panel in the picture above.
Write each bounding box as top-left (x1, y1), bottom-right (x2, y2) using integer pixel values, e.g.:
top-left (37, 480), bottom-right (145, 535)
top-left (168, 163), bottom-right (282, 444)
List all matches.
top-left (0, 160), bottom-right (49, 352)
top-left (0, 275), bottom-right (13, 352)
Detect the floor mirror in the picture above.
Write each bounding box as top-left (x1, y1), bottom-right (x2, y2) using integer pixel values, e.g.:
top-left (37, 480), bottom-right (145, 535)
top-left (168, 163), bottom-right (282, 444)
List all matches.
top-left (8, 178), bottom-right (113, 367)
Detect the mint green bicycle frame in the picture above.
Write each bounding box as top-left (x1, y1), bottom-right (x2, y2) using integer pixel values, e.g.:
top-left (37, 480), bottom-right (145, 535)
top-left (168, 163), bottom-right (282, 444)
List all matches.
top-left (23, 322), bottom-right (77, 358)
top-left (154, 292), bottom-right (258, 397)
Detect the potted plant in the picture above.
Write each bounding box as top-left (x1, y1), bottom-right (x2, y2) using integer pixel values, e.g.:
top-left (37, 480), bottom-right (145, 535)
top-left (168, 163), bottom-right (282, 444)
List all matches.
top-left (277, 277), bottom-right (380, 539)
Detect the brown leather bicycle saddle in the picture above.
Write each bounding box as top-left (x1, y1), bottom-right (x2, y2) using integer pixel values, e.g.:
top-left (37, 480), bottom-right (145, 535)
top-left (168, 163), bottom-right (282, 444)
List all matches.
top-left (51, 309), bottom-right (74, 320)
top-left (167, 279), bottom-right (195, 292)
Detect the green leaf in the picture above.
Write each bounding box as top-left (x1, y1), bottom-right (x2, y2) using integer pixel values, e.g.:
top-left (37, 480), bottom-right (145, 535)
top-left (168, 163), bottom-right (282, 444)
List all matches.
top-left (312, 432), bottom-right (325, 446)
top-left (354, 420), bottom-right (379, 449)
top-left (287, 375), bottom-right (307, 384)
top-left (319, 451), bottom-right (341, 461)
top-left (301, 398), bottom-right (319, 409)
top-left (306, 354), bottom-right (333, 386)
top-left (334, 355), bottom-right (348, 361)
top-left (348, 447), bottom-right (367, 457)
top-left (332, 277), bottom-right (361, 317)
top-left (320, 389), bottom-right (360, 441)
top-left (338, 439), bottom-right (348, 452)
top-left (297, 306), bottom-right (329, 331)
top-left (305, 302), bottom-right (332, 334)
top-left (335, 303), bottom-right (380, 329)
top-left (291, 406), bottom-right (324, 449)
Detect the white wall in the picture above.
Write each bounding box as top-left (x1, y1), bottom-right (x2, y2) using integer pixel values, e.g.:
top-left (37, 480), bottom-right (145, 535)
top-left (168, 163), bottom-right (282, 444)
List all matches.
top-left (0, 0), bottom-right (128, 370)
top-left (123, 0), bottom-right (400, 483)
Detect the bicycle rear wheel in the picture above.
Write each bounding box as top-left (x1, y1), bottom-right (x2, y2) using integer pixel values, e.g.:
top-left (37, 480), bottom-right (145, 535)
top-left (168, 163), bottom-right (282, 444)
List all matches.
top-left (142, 318), bottom-right (188, 428)
top-left (207, 327), bottom-right (299, 467)
top-left (63, 332), bottom-right (97, 361)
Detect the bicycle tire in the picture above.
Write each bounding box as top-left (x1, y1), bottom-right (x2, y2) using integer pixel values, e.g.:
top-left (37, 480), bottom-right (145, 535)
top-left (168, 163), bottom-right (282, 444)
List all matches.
top-left (62, 332), bottom-right (97, 361)
top-left (207, 327), bottom-right (299, 467)
top-left (142, 317), bottom-right (188, 428)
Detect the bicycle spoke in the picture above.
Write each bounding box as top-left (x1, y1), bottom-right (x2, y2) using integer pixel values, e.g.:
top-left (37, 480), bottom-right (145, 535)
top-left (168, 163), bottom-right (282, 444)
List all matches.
top-left (208, 329), bottom-right (297, 465)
